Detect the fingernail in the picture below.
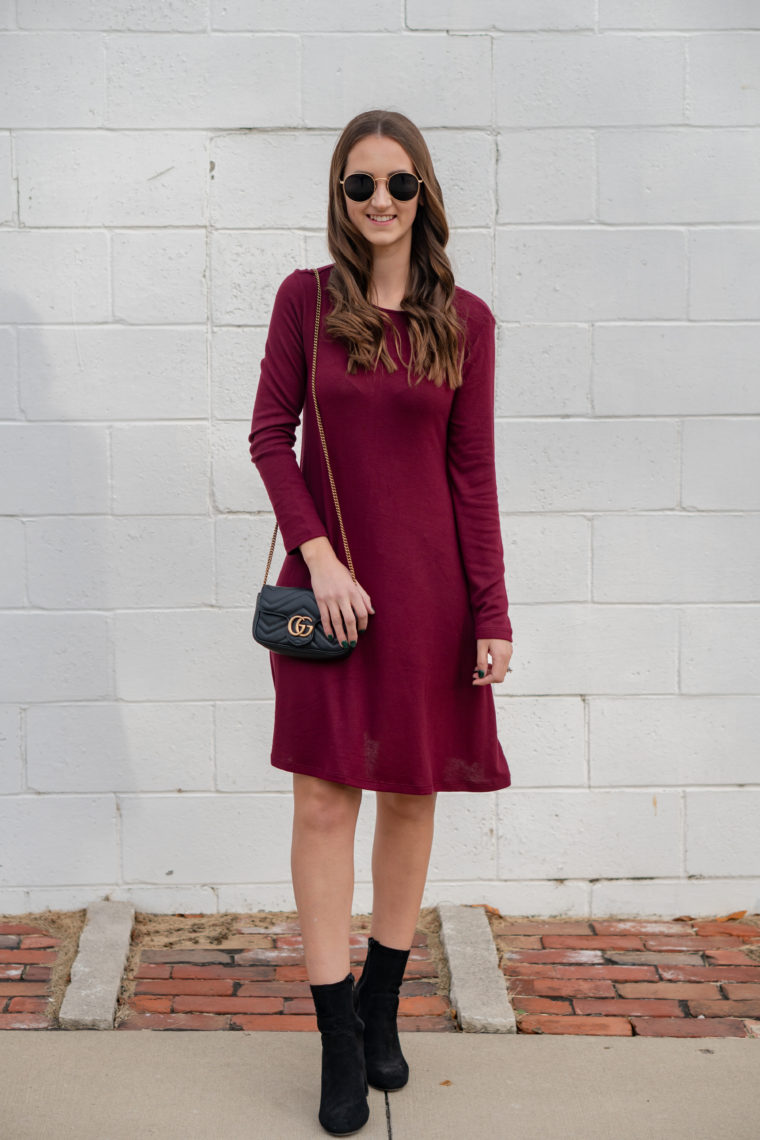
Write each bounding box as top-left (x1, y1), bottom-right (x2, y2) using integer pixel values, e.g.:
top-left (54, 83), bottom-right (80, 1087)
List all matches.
top-left (478, 670), bottom-right (485, 678)
top-left (341, 640), bottom-right (348, 648)
top-left (327, 634), bottom-right (335, 641)
top-left (349, 640), bottom-right (357, 647)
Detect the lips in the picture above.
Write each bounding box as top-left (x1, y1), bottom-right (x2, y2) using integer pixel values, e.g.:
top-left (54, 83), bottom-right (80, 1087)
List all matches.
top-left (368, 215), bottom-right (396, 224)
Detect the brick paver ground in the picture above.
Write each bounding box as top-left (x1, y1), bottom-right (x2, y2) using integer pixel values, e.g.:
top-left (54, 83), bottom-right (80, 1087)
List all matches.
top-left (116, 917), bottom-right (457, 1032)
top-left (0, 922), bottom-right (62, 1030)
top-left (5, 912), bottom-right (760, 1039)
top-left (491, 914), bottom-right (760, 1039)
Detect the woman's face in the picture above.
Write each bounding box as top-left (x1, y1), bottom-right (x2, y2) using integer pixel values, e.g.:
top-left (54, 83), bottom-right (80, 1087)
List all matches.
top-left (341, 135), bottom-right (422, 252)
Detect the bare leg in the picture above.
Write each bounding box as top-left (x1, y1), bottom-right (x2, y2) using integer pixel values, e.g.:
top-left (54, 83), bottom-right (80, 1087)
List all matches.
top-left (291, 773), bottom-right (363, 985)
top-left (370, 791), bottom-right (437, 949)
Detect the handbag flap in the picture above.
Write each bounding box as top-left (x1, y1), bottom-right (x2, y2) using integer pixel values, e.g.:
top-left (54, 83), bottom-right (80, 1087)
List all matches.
top-left (254, 585), bottom-right (319, 647)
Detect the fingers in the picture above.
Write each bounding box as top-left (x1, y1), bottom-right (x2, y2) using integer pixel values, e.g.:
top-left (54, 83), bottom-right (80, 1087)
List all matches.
top-left (472, 642), bottom-right (513, 685)
top-left (490, 644), bottom-right (510, 683)
top-left (328, 598), bottom-right (370, 646)
top-left (315, 594), bottom-right (348, 644)
top-left (337, 600), bottom-right (359, 646)
top-left (323, 599), bottom-right (350, 647)
top-left (472, 641), bottom-right (490, 684)
top-left (317, 583), bottom-right (373, 647)
top-left (317, 600), bottom-right (336, 643)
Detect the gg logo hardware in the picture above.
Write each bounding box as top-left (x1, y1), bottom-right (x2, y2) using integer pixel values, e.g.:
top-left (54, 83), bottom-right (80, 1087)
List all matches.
top-left (287, 613), bottom-right (315, 638)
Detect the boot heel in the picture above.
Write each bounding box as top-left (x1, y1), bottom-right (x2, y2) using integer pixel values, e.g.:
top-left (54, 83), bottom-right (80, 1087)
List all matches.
top-left (310, 971), bottom-right (370, 1136)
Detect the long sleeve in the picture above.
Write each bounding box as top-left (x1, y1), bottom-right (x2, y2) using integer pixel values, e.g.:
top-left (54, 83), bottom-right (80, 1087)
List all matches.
top-left (446, 301), bottom-right (513, 643)
top-left (248, 270), bottom-right (329, 557)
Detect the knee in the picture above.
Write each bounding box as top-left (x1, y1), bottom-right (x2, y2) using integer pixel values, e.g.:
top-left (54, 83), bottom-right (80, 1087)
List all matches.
top-left (377, 791), bottom-right (437, 822)
top-left (293, 775), bottom-right (362, 833)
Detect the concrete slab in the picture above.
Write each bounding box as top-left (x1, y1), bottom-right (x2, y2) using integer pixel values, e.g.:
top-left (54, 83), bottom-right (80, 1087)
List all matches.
top-left (437, 903), bottom-right (516, 1032)
top-left (58, 900), bottom-right (135, 1030)
top-left (0, 1031), bottom-right (758, 1140)
top-left (389, 1034), bottom-right (760, 1140)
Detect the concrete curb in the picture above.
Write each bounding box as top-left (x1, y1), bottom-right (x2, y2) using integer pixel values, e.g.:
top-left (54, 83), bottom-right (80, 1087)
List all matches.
top-left (437, 903), bottom-right (516, 1033)
top-left (58, 900), bottom-right (135, 1030)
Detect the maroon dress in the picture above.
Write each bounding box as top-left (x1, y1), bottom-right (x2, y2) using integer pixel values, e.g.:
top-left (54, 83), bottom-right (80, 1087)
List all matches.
top-left (248, 263), bottom-right (513, 795)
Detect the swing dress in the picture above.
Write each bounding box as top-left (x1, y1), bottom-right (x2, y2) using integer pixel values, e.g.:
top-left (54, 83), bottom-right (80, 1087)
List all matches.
top-left (248, 263), bottom-right (513, 795)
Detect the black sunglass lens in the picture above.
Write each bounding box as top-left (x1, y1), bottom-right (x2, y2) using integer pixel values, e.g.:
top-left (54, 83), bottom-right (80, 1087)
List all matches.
top-left (343, 174), bottom-right (374, 201)
top-left (389, 173), bottom-right (420, 200)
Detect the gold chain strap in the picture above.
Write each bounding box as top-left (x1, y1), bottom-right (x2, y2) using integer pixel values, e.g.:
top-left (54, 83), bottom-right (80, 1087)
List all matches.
top-left (262, 267), bottom-right (356, 585)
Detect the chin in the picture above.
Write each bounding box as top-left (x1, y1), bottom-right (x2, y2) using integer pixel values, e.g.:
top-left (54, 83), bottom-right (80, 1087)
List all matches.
top-left (365, 224), bottom-right (409, 241)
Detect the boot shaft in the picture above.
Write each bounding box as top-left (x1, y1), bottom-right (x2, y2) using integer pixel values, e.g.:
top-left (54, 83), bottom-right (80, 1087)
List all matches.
top-left (354, 938), bottom-right (411, 1093)
top-left (356, 936), bottom-right (411, 999)
top-left (309, 971), bottom-right (370, 1132)
top-left (310, 970), bottom-right (364, 1037)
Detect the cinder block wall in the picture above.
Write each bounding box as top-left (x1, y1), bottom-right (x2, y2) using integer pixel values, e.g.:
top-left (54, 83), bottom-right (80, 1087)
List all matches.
top-left (1, 1), bottom-right (758, 917)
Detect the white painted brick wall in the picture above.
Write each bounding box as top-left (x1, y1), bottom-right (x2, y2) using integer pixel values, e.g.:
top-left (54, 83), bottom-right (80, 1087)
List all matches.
top-left (682, 420), bottom-right (760, 509)
top-left (589, 697), bottom-right (760, 785)
top-left (15, 131), bottom-right (209, 227)
top-left (597, 128), bottom-right (760, 223)
top-left (686, 791), bottom-right (760, 876)
top-left (26, 701), bottom-right (214, 792)
top-left (0, 131), bottom-right (12, 222)
top-left (1, 2), bottom-right (758, 918)
top-left (593, 324), bottom-right (760, 414)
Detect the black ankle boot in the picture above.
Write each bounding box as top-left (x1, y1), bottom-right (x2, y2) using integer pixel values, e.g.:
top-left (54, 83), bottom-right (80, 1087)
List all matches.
top-left (354, 936), bottom-right (411, 1091)
top-left (310, 971), bottom-right (370, 1136)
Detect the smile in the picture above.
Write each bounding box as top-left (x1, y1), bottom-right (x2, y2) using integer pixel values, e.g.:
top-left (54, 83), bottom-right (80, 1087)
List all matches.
top-left (368, 215), bottom-right (396, 225)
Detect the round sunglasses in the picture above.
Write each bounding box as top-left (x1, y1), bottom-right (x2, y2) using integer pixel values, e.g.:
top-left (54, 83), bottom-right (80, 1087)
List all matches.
top-left (340, 171), bottom-right (423, 203)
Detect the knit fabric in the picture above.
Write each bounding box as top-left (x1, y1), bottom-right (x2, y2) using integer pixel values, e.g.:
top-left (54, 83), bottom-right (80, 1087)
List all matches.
top-left (248, 263), bottom-right (513, 794)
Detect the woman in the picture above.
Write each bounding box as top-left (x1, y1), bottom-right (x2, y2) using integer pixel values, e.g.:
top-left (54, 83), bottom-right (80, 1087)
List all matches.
top-left (248, 108), bottom-right (514, 1136)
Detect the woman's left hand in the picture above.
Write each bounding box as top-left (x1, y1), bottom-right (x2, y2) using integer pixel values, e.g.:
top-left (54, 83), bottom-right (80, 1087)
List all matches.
top-left (472, 638), bottom-right (513, 685)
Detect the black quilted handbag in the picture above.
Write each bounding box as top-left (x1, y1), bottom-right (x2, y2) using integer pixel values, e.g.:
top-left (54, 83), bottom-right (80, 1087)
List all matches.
top-left (252, 268), bottom-right (357, 662)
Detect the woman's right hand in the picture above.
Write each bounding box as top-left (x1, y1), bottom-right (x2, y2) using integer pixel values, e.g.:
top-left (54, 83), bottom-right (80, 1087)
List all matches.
top-left (300, 536), bottom-right (375, 646)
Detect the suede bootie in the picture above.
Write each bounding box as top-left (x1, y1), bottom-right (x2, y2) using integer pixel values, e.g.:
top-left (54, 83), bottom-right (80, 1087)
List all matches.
top-left (354, 936), bottom-right (411, 1091)
top-left (310, 971), bottom-right (370, 1136)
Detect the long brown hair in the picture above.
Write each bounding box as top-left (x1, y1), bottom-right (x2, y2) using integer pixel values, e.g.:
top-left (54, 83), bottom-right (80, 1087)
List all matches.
top-left (325, 109), bottom-right (466, 390)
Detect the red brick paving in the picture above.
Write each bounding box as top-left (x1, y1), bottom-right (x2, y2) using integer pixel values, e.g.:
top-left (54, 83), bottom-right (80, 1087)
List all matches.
top-left (6, 912), bottom-right (759, 1039)
top-left (492, 915), bottom-right (760, 1038)
top-left (117, 919), bottom-right (457, 1032)
top-left (0, 923), bottom-right (60, 1030)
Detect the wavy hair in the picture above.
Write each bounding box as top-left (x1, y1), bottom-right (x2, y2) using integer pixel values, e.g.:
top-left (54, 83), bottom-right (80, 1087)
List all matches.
top-left (325, 109), bottom-right (466, 390)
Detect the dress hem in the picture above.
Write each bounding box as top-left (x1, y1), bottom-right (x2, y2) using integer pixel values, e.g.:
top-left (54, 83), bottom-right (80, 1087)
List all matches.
top-left (270, 758), bottom-right (512, 796)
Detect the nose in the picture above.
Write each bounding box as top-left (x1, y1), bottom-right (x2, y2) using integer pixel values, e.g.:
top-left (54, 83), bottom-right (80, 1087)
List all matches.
top-left (370, 180), bottom-right (393, 210)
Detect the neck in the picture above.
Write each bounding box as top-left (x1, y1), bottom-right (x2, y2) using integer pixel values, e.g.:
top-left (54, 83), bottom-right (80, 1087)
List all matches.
top-left (369, 239), bottom-right (412, 308)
